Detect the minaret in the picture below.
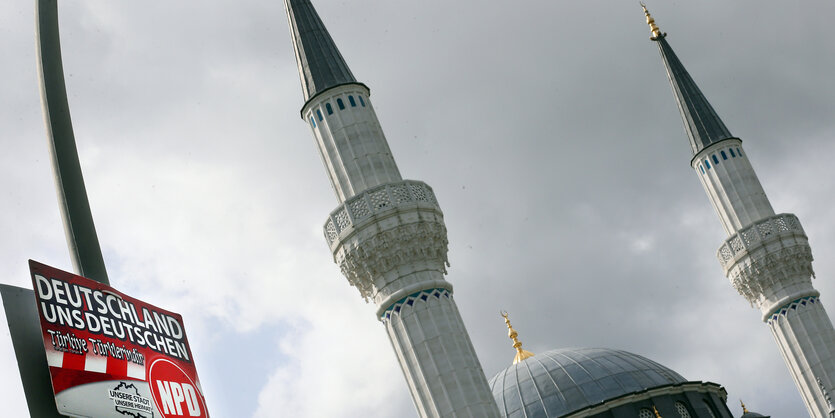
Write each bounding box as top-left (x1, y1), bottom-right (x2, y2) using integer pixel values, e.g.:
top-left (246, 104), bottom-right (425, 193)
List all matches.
top-left (283, 1), bottom-right (500, 416)
top-left (643, 6), bottom-right (835, 417)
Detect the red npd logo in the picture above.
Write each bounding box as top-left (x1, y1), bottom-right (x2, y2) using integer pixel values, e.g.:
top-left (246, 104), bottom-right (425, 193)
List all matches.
top-left (148, 358), bottom-right (208, 418)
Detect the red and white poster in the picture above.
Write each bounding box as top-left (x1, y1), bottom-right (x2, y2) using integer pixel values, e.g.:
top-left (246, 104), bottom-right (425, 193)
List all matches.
top-left (29, 260), bottom-right (209, 418)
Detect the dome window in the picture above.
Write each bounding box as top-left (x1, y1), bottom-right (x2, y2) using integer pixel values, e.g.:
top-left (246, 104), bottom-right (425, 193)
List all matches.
top-left (705, 159), bottom-right (711, 169)
top-left (675, 401), bottom-right (692, 418)
top-left (359, 96), bottom-right (366, 107)
top-left (348, 95), bottom-right (357, 107)
top-left (712, 155), bottom-right (719, 164)
top-left (337, 98), bottom-right (345, 110)
top-left (326, 103), bottom-right (333, 115)
top-left (721, 151), bottom-right (728, 160)
top-left (730, 148), bottom-right (736, 158)
top-left (310, 116), bottom-right (316, 128)
top-left (316, 109), bottom-right (323, 121)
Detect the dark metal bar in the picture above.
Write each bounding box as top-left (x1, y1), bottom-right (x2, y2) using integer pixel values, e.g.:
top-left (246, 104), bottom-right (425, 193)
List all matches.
top-left (36, 0), bottom-right (109, 285)
top-left (1, 284), bottom-right (63, 417)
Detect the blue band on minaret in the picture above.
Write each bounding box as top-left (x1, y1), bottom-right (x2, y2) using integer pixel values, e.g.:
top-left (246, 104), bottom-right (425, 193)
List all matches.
top-left (768, 295), bottom-right (820, 323)
top-left (380, 288), bottom-right (451, 320)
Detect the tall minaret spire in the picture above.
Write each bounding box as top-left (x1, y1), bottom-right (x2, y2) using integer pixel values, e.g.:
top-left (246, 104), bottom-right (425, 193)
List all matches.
top-left (284, 0), bottom-right (356, 102)
top-left (284, 0), bottom-right (401, 202)
top-left (644, 6), bottom-right (835, 417)
top-left (644, 6), bottom-right (735, 156)
top-left (641, 3), bottom-right (663, 40)
top-left (283, 1), bottom-right (500, 417)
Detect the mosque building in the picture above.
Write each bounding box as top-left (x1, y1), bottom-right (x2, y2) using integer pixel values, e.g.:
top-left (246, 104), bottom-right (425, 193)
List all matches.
top-left (280, 0), bottom-right (827, 416)
top-left (488, 313), bottom-right (739, 418)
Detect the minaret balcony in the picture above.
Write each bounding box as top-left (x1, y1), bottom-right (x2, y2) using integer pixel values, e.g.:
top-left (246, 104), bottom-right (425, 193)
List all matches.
top-left (323, 180), bottom-right (450, 303)
top-left (717, 213), bottom-right (807, 271)
top-left (717, 213), bottom-right (816, 310)
top-left (323, 180), bottom-right (441, 246)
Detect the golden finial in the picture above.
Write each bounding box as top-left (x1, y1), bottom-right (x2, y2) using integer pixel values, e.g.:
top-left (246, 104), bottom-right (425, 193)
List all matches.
top-left (652, 405), bottom-right (663, 418)
top-left (740, 400), bottom-right (750, 414)
top-left (501, 311), bottom-right (535, 364)
top-left (641, 3), bottom-right (664, 40)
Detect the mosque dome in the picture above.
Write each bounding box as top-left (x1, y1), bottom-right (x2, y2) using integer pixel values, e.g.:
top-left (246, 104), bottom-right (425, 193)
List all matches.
top-left (489, 347), bottom-right (688, 417)
top-left (740, 401), bottom-right (770, 418)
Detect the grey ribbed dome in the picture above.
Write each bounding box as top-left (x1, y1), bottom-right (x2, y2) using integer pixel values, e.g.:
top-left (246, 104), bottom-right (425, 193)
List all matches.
top-left (489, 347), bottom-right (687, 417)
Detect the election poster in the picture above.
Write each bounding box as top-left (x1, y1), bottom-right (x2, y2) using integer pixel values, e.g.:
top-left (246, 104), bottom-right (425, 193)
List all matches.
top-left (28, 260), bottom-right (209, 418)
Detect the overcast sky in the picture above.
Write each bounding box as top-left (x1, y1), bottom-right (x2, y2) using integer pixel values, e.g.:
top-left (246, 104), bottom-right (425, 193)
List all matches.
top-left (1, 1), bottom-right (834, 417)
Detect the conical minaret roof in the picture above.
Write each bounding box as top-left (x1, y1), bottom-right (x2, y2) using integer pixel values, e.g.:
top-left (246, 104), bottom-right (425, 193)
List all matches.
top-left (285, 0), bottom-right (358, 102)
top-left (643, 5), bottom-right (735, 155)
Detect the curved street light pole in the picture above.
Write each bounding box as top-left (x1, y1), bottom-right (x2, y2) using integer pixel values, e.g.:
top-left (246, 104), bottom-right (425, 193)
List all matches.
top-left (36, 0), bottom-right (109, 285)
top-left (3, 3), bottom-right (113, 416)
